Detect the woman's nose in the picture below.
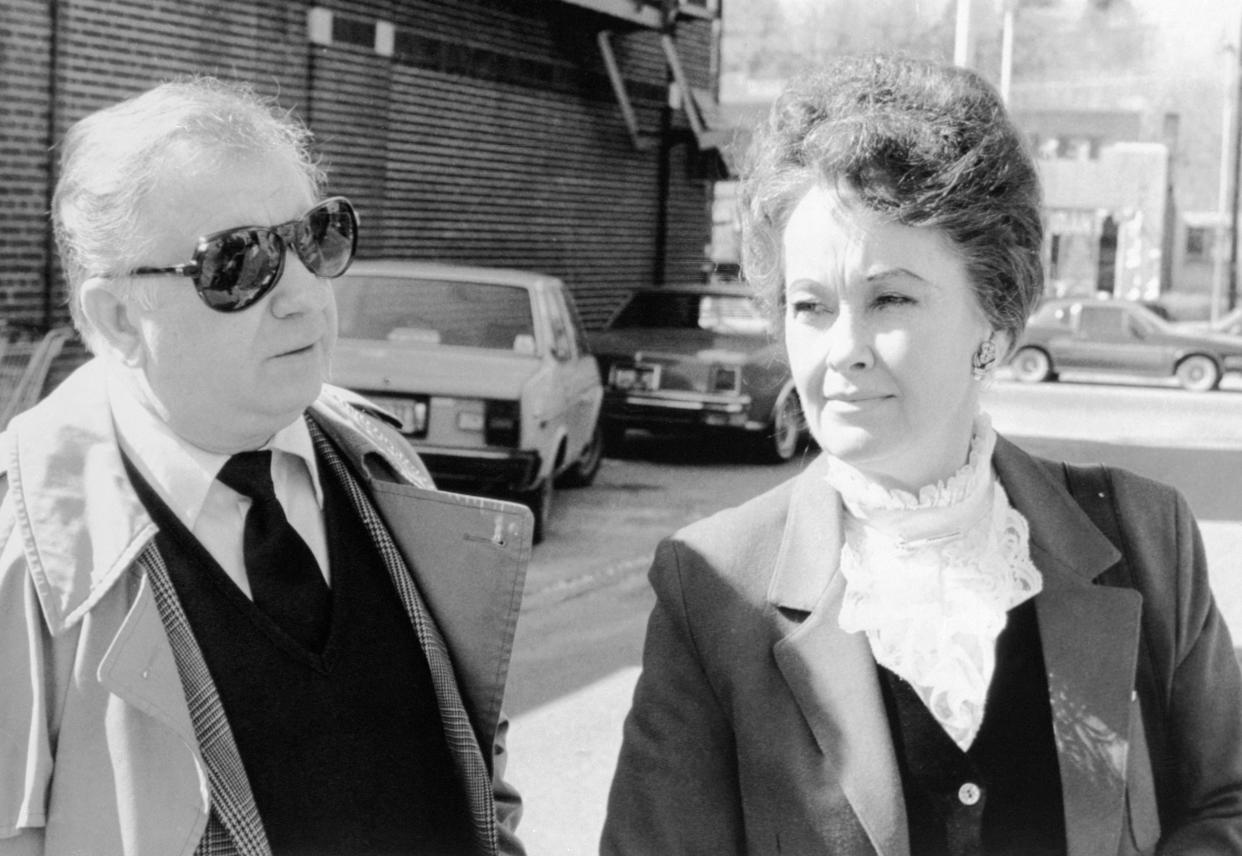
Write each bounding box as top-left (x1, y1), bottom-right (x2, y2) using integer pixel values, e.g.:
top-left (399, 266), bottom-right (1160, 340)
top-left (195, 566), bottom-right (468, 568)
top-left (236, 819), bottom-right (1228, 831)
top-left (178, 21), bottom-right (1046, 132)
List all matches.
top-left (823, 309), bottom-right (874, 372)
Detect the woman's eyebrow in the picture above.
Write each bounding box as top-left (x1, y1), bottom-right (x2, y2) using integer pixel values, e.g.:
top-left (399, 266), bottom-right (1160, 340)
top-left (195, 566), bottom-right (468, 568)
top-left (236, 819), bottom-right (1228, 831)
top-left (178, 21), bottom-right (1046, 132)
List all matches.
top-left (866, 267), bottom-right (932, 285)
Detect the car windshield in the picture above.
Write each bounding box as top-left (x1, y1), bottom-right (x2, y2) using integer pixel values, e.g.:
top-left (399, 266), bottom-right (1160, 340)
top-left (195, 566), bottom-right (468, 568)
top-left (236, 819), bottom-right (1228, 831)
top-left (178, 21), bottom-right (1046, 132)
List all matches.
top-left (609, 292), bottom-right (768, 336)
top-left (335, 275), bottom-right (537, 353)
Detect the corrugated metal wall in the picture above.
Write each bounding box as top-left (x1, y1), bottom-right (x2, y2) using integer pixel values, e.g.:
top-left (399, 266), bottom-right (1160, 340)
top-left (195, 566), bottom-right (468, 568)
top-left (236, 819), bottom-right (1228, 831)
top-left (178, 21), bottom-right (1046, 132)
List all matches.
top-left (1, 0), bottom-right (717, 332)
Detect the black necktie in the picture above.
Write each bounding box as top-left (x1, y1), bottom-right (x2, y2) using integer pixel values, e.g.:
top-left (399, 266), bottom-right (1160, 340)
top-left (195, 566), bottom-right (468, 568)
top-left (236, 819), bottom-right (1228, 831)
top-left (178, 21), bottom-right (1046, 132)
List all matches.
top-left (217, 450), bottom-right (331, 650)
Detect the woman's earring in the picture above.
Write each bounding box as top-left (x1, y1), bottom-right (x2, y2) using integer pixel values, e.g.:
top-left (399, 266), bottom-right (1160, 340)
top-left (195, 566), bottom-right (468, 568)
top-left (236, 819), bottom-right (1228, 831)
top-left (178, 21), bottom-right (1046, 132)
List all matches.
top-left (971, 336), bottom-right (998, 380)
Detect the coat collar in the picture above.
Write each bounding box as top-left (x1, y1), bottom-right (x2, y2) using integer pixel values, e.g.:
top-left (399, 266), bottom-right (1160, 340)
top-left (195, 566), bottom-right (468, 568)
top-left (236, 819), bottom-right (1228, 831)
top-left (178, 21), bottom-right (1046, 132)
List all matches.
top-left (767, 437), bottom-right (1139, 856)
top-left (2, 359), bottom-right (427, 636)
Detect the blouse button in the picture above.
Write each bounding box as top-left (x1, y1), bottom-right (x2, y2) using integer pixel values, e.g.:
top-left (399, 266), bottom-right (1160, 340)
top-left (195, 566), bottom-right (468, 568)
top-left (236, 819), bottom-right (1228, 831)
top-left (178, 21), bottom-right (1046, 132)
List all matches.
top-left (958, 782), bottom-right (982, 806)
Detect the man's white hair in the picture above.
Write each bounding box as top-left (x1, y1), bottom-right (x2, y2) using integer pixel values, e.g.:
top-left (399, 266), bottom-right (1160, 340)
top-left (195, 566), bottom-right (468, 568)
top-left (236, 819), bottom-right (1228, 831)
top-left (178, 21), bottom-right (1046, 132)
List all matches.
top-left (52, 76), bottom-right (324, 351)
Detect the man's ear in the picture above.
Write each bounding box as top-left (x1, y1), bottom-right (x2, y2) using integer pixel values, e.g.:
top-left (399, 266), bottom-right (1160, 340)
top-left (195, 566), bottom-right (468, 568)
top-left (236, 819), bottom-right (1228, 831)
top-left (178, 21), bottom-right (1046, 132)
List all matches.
top-left (80, 277), bottom-right (145, 367)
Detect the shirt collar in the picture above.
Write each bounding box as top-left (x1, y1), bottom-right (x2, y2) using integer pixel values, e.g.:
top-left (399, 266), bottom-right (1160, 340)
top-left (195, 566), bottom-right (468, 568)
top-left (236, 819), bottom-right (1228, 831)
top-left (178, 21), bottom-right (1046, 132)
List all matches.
top-left (106, 364), bottom-right (324, 531)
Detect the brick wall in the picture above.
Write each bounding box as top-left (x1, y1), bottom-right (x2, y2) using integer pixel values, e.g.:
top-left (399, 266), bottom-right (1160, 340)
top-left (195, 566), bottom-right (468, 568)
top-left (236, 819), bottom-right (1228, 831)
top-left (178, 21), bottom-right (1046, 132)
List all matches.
top-left (1, 0), bottom-right (717, 337)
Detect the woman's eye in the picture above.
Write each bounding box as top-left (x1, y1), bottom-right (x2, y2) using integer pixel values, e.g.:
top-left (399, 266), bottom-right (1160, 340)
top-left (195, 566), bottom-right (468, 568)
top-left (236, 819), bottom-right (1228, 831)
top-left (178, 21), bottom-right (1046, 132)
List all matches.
top-left (875, 293), bottom-right (915, 308)
top-left (789, 299), bottom-right (831, 318)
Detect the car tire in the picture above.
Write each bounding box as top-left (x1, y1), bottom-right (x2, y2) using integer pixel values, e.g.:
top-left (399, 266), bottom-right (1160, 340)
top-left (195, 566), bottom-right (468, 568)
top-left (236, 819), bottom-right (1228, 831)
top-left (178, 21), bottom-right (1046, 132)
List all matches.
top-left (1175, 354), bottom-right (1221, 392)
top-left (757, 388), bottom-right (802, 463)
top-left (558, 423), bottom-right (603, 488)
top-left (519, 477), bottom-right (553, 544)
top-left (1010, 347), bottom-right (1053, 383)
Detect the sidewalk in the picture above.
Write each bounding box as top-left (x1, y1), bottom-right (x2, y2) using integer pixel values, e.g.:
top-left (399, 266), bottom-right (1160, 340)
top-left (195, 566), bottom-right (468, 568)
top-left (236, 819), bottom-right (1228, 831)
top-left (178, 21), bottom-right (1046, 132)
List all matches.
top-left (506, 517), bottom-right (1242, 856)
top-left (508, 667), bottom-right (637, 855)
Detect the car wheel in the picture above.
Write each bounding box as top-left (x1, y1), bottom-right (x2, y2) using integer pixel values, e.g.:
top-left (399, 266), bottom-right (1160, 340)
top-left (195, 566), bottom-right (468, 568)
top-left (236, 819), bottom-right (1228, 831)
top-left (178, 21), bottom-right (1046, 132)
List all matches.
top-left (1175, 354), bottom-right (1221, 392)
top-left (1010, 347), bottom-right (1053, 383)
top-left (757, 389), bottom-right (802, 463)
top-left (558, 423), bottom-right (603, 488)
top-left (519, 477), bottom-right (553, 544)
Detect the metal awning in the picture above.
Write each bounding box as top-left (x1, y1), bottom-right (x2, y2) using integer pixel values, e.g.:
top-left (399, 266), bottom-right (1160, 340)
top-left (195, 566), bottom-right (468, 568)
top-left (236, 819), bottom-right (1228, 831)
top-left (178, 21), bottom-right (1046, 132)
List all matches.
top-left (597, 27), bottom-right (742, 173)
top-left (555, 0), bottom-right (717, 28)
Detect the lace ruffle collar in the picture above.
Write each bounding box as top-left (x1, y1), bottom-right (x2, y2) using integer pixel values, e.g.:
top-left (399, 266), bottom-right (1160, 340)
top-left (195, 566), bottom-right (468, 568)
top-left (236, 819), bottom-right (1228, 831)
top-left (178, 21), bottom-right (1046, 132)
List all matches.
top-left (826, 414), bottom-right (1044, 750)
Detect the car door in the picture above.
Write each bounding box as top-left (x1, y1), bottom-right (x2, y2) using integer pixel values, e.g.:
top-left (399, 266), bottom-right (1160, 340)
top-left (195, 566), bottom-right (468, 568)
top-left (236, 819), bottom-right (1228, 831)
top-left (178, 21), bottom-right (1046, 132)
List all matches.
top-left (1064, 304), bottom-right (1165, 375)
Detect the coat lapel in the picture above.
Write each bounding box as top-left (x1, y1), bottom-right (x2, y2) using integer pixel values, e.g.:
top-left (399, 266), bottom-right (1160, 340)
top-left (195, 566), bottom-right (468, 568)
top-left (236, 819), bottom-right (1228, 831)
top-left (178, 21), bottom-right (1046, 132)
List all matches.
top-left (105, 544), bottom-right (273, 854)
top-left (768, 457), bottom-right (909, 856)
top-left (993, 438), bottom-right (1142, 856)
top-left (307, 402), bottom-right (531, 755)
top-left (308, 417), bottom-right (531, 856)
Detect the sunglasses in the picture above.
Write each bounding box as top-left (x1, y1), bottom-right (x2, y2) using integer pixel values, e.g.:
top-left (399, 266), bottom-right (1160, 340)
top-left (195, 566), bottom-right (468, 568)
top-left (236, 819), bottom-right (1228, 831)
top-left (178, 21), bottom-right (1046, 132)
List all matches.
top-left (129, 196), bottom-right (359, 313)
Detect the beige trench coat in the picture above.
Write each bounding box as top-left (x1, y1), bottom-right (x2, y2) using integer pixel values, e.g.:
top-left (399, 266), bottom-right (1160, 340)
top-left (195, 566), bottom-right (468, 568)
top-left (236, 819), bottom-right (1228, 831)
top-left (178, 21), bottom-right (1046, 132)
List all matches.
top-left (0, 360), bottom-right (531, 856)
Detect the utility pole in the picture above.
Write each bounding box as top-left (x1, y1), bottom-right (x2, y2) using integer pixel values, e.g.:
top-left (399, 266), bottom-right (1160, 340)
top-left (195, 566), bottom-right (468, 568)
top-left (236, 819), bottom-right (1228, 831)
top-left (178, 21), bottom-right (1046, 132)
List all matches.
top-left (954, 0), bottom-right (975, 68)
top-left (1213, 41), bottom-right (1233, 320)
top-left (1000, 0), bottom-right (1016, 104)
top-left (1231, 8), bottom-right (1242, 312)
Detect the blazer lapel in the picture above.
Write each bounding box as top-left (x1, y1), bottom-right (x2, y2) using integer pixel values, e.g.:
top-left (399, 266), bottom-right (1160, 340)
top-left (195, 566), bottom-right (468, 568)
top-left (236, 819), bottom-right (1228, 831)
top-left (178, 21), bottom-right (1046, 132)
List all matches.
top-left (768, 457), bottom-right (909, 856)
top-left (994, 438), bottom-right (1141, 856)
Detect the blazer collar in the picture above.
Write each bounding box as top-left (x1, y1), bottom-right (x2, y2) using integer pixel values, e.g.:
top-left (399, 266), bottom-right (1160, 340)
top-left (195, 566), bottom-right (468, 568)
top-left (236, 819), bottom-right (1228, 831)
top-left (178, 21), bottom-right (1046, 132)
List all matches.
top-left (989, 434), bottom-right (1120, 588)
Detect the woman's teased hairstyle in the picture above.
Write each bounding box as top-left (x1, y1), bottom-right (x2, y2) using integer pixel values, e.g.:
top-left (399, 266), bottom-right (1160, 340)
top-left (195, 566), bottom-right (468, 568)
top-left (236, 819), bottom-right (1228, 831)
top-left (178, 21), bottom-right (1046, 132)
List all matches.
top-left (739, 54), bottom-right (1043, 347)
top-left (52, 76), bottom-right (323, 350)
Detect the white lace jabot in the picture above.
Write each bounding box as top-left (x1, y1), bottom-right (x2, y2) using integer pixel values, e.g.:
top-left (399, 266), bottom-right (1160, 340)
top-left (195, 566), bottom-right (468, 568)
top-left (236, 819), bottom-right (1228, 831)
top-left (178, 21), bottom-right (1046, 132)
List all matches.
top-left (826, 413), bottom-right (1044, 750)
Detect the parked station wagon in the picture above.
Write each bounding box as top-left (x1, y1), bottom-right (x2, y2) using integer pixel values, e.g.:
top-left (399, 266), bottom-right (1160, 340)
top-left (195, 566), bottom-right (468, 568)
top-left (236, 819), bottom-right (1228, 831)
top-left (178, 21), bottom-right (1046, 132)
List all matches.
top-left (1009, 297), bottom-right (1242, 391)
top-left (330, 260), bottom-right (604, 541)
top-left (589, 284), bottom-right (804, 462)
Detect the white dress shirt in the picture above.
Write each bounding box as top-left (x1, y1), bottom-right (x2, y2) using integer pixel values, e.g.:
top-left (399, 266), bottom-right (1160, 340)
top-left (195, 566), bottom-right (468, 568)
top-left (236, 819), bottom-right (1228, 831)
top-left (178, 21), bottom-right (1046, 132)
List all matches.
top-left (107, 366), bottom-right (331, 597)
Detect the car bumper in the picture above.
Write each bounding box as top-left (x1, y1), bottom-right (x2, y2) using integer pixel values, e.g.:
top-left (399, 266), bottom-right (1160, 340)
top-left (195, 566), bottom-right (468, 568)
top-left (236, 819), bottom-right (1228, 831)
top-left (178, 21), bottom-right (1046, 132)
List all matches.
top-left (411, 444), bottom-right (542, 493)
top-left (1222, 355), bottom-right (1242, 373)
top-left (602, 390), bottom-right (763, 432)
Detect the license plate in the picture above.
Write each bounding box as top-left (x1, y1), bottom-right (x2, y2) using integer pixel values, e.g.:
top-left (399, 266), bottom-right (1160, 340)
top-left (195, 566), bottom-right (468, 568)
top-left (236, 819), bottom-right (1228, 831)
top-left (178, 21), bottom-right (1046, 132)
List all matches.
top-left (612, 364), bottom-right (660, 392)
top-left (368, 395), bottom-right (428, 436)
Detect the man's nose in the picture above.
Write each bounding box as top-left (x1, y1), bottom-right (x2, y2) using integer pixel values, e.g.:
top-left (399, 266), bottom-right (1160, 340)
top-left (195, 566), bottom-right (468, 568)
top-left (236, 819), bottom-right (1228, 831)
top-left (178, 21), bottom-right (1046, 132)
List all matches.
top-left (269, 250), bottom-right (331, 315)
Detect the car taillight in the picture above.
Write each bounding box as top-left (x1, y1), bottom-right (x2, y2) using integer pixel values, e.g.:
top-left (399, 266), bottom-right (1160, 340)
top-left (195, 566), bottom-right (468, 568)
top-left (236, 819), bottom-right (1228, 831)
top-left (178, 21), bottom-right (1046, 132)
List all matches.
top-left (485, 400), bottom-right (520, 447)
top-left (710, 365), bottom-right (740, 394)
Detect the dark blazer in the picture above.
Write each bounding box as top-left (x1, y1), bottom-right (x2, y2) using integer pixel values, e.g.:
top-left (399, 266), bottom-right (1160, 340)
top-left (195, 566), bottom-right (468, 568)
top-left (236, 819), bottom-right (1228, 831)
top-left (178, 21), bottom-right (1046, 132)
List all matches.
top-left (602, 436), bottom-right (1242, 855)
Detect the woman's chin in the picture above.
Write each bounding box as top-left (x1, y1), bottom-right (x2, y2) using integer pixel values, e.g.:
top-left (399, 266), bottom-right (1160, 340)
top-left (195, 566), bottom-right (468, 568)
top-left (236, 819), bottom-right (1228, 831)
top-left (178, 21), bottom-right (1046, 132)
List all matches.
top-left (809, 415), bottom-right (887, 463)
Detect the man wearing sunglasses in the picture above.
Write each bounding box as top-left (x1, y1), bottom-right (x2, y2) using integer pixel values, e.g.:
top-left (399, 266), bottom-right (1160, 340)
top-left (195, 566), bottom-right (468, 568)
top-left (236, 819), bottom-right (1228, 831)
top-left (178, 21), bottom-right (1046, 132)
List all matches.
top-left (0, 78), bottom-right (530, 856)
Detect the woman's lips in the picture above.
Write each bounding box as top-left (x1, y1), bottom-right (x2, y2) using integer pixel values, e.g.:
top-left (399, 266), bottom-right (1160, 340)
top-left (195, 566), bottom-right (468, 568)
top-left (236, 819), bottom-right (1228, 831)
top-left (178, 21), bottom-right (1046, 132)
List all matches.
top-left (822, 392), bottom-right (892, 412)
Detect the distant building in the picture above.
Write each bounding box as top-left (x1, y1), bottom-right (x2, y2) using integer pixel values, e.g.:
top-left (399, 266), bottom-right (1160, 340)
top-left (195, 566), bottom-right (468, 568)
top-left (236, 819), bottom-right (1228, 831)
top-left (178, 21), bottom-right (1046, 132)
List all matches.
top-left (1021, 110), bottom-right (1170, 302)
top-left (709, 0), bottom-right (1241, 319)
top-left (2, 0), bottom-right (729, 332)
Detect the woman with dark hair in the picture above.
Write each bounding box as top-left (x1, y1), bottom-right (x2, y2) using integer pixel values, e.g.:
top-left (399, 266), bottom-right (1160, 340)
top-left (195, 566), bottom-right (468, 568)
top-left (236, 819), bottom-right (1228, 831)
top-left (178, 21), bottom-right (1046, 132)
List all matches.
top-left (602, 55), bottom-right (1242, 855)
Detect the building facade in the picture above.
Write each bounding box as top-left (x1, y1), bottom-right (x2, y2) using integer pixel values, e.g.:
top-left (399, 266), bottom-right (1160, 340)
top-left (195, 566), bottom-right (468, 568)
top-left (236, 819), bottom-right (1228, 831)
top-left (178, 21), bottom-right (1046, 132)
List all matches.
top-left (2, 0), bottom-right (725, 332)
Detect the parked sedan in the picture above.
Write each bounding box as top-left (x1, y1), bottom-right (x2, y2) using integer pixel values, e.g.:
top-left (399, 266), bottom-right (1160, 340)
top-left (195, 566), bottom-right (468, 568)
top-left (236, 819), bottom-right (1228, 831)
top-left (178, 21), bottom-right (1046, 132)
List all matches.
top-left (1008, 297), bottom-right (1242, 391)
top-left (330, 260), bottom-right (604, 542)
top-left (589, 284), bottom-right (804, 462)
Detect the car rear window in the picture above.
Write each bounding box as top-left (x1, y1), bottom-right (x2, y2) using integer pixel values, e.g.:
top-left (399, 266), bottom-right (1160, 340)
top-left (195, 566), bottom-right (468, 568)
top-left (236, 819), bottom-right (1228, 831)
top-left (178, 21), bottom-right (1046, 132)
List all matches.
top-left (610, 293), bottom-right (767, 336)
top-left (335, 275), bottom-right (536, 352)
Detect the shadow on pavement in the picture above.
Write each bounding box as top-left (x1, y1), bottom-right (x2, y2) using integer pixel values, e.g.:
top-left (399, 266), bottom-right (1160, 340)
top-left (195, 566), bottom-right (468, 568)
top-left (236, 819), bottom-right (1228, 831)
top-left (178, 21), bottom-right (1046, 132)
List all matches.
top-left (1008, 435), bottom-right (1242, 523)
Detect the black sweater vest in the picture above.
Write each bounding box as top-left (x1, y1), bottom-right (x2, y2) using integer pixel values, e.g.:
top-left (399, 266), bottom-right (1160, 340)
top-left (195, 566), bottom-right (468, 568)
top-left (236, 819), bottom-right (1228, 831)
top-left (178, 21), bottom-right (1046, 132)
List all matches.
top-left (877, 599), bottom-right (1067, 856)
top-left (126, 450), bottom-right (475, 855)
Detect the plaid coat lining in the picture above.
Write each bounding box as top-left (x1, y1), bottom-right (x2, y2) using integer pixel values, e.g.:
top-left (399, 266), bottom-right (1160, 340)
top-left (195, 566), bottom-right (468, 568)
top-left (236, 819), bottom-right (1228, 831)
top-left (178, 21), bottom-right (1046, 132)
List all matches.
top-left (139, 418), bottom-right (497, 856)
